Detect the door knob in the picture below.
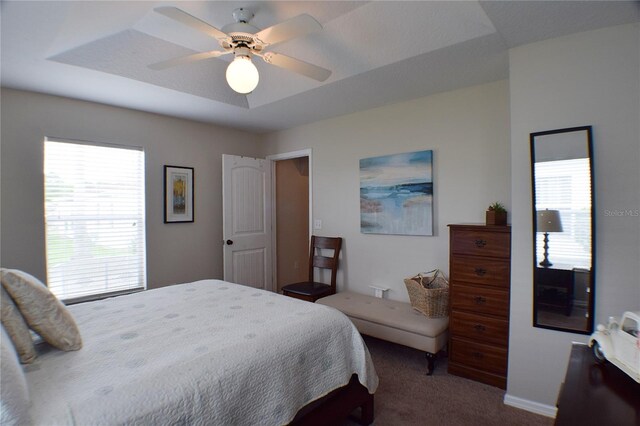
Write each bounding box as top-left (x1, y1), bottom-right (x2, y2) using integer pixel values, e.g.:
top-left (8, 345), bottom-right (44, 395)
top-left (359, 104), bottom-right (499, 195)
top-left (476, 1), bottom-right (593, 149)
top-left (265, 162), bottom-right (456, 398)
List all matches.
top-left (226, 239), bottom-right (234, 245)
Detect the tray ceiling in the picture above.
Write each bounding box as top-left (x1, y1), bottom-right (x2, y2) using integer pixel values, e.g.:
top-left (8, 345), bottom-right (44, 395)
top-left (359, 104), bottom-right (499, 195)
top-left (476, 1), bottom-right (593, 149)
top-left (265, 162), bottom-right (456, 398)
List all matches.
top-left (2, 1), bottom-right (638, 133)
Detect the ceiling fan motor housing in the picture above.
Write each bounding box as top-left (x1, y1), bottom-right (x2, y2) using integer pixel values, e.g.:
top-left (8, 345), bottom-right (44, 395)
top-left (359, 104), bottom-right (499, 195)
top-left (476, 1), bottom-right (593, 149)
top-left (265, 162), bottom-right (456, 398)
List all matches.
top-left (221, 9), bottom-right (263, 54)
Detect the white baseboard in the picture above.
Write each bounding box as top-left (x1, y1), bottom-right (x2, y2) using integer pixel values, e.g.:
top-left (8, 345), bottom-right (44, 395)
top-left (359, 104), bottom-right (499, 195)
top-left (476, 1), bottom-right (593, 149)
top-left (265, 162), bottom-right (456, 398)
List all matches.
top-left (503, 394), bottom-right (557, 418)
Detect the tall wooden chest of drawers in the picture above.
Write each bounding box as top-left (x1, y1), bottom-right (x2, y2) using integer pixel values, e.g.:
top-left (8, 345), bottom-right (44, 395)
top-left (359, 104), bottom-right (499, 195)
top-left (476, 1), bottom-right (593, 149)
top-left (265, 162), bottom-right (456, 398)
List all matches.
top-left (448, 224), bottom-right (511, 389)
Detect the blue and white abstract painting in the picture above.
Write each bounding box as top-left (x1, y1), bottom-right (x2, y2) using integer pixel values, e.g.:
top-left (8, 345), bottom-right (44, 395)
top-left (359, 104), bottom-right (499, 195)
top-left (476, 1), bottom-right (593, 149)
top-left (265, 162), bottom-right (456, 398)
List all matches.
top-left (360, 150), bottom-right (433, 236)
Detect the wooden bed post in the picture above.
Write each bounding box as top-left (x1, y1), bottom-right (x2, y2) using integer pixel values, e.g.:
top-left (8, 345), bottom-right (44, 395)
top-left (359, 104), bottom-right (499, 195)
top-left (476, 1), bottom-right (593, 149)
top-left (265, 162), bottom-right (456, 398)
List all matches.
top-left (289, 375), bottom-right (374, 425)
top-left (359, 394), bottom-right (374, 425)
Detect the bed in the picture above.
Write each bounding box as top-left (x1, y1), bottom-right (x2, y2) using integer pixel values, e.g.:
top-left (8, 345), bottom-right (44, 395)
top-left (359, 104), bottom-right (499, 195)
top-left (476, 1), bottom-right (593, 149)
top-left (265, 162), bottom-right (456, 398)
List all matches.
top-left (5, 279), bottom-right (378, 425)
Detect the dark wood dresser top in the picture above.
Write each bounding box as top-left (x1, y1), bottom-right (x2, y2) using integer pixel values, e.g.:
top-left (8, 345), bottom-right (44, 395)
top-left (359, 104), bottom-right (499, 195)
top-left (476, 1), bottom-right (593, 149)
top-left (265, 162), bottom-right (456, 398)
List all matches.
top-left (555, 343), bottom-right (640, 426)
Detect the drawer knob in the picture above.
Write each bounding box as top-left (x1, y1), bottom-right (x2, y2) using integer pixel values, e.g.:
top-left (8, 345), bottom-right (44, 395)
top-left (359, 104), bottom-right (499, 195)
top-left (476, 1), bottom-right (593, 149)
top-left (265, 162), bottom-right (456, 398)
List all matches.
top-left (471, 351), bottom-right (484, 359)
top-left (474, 267), bottom-right (487, 276)
top-left (474, 296), bottom-right (487, 304)
top-left (474, 239), bottom-right (487, 248)
top-left (473, 324), bottom-right (486, 332)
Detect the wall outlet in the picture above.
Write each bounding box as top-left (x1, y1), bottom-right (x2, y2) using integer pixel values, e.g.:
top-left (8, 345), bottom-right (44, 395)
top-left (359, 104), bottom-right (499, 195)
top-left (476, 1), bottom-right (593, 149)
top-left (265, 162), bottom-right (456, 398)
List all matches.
top-left (314, 219), bottom-right (322, 230)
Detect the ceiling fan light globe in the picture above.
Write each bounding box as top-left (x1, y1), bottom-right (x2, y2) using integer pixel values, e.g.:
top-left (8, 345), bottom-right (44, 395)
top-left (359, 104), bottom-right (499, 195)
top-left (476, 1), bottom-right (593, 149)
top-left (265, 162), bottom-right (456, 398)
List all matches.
top-left (226, 57), bottom-right (259, 94)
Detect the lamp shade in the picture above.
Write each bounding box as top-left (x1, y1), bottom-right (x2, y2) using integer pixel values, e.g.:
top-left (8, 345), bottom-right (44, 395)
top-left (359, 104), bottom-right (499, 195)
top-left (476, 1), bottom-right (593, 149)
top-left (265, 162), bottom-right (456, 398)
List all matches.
top-left (226, 56), bottom-right (259, 94)
top-left (537, 209), bottom-right (563, 233)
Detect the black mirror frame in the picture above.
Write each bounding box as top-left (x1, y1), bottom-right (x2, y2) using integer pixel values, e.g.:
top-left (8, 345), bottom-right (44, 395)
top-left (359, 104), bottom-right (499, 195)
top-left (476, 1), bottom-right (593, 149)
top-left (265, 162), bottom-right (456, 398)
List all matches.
top-left (530, 126), bottom-right (595, 335)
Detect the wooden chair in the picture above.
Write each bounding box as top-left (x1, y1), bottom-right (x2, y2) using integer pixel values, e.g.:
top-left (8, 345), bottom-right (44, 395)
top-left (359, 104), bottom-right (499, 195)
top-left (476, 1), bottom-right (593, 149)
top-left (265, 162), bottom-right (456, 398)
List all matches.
top-left (281, 236), bottom-right (342, 302)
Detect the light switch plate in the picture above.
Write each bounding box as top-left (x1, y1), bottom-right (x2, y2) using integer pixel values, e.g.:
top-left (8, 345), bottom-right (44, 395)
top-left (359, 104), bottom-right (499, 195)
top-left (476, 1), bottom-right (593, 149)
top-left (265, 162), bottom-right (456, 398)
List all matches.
top-left (314, 219), bottom-right (322, 230)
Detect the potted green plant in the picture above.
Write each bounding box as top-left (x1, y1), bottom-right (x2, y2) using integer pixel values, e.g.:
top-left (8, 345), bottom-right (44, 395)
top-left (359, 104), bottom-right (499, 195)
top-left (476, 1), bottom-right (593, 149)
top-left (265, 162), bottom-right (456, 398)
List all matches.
top-left (486, 202), bottom-right (507, 226)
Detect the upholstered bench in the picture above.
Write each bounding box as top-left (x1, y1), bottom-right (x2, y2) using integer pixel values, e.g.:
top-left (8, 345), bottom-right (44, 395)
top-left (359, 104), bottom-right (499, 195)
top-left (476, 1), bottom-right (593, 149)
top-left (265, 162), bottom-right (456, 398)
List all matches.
top-left (317, 291), bottom-right (449, 375)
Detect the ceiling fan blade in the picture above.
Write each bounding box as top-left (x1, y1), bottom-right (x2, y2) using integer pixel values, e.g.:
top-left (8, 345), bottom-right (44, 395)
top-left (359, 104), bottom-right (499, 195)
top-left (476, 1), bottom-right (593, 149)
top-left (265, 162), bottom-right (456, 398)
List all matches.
top-left (261, 52), bottom-right (331, 82)
top-left (155, 7), bottom-right (230, 42)
top-left (254, 14), bottom-right (322, 47)
top-left (149, 50), bottom-right (230, 70)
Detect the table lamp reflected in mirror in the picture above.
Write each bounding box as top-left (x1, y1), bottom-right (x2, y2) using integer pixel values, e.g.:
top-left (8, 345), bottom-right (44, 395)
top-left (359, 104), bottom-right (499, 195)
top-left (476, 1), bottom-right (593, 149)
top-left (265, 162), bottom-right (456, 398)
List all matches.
top-left (537, 209), bottom-right (563, 268)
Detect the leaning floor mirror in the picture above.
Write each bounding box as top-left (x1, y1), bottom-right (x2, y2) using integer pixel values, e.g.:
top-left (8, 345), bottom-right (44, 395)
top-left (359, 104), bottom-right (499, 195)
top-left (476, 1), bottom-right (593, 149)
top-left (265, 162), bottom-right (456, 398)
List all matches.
top-left (530, 126), bottom-right (595, 334)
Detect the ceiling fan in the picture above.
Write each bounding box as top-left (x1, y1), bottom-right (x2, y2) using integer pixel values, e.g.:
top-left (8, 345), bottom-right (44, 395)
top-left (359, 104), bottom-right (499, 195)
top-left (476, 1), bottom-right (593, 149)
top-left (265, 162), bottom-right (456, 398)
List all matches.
top-left (149, 6), bottom-right (332, 94)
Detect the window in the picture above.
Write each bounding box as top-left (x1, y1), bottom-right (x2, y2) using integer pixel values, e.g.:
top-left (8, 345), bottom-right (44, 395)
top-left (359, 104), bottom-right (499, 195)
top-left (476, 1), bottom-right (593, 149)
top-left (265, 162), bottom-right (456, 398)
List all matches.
top-left (44, 138), bottom-right (146, 302)
top-left (534, 158), bottom-right (592, 268)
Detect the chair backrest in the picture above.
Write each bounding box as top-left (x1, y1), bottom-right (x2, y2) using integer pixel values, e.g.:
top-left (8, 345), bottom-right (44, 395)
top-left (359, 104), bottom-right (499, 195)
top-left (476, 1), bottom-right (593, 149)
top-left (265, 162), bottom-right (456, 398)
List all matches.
top-left (308, 235), bottom-right (342, 292)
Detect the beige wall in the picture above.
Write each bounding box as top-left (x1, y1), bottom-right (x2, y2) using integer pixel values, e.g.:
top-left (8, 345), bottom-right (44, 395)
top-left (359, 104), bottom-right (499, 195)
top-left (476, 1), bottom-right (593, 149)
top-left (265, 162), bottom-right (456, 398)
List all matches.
top-left (507, 23), bottom-right (640, 412)
top-left (275, 158), bottom-right (309, 291)
top-left (0, 88), bottom-right (261, 288)
top-left (261, 80), bottom-right (511, 302)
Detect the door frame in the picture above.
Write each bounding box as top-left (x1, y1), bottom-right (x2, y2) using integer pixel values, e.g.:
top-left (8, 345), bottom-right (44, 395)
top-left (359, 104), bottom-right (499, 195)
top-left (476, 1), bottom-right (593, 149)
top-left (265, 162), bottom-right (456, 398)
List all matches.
top-left (266, 149), bottom-right (313, 292)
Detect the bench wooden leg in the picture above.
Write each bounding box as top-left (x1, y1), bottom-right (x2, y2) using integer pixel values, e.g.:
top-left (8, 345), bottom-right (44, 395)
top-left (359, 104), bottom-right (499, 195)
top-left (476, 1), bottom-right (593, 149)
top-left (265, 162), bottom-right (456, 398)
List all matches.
top-left (425, 352), bottom-right (436, 375)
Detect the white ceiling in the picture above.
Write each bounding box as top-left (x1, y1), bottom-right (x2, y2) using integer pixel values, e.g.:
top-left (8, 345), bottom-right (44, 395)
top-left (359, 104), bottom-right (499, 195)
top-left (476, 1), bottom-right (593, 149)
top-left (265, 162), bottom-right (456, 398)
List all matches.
top-left (2, 1), bottom-right (639, 133)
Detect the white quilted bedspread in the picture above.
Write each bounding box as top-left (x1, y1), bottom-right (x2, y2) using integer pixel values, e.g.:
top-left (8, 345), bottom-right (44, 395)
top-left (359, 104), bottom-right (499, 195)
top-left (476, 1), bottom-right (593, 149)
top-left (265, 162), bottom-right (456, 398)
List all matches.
top-left (24, 280), bottom-right (378, 425)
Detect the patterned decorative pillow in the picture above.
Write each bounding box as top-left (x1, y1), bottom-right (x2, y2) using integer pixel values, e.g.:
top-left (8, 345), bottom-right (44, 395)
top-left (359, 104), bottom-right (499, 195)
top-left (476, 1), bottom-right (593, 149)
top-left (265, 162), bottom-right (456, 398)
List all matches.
top-left (0, 286), bottom-right (36, 363)
top-left (0, 269), bottom-right (82, 351)
top-left (0, 326), bottom-right (31, 426)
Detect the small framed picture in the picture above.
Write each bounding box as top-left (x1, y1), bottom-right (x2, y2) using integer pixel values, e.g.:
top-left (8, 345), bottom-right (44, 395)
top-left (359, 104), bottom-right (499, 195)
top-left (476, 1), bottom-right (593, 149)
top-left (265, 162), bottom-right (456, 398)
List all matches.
top-left (164, 165), bottom-right (194, 223)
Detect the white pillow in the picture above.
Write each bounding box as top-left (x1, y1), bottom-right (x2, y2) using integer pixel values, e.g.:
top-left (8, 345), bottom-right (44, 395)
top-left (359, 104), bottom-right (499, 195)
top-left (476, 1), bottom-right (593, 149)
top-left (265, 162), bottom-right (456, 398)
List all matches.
top-left (1, 269), bottom-right (82, 351)
top-left (0, 326), bottom-right (31, 426)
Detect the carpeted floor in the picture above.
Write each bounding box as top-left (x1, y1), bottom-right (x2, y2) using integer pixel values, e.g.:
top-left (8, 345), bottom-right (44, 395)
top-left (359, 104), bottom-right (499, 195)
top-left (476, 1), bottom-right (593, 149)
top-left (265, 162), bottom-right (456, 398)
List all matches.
top-left (351, 336), bottom-right (554, 426)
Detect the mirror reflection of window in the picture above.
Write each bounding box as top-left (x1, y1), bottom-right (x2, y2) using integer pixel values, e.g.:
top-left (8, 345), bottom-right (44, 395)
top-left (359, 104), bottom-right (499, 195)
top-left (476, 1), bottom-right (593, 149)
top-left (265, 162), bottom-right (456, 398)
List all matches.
top-left (534, 158), bottom-right (592, 268)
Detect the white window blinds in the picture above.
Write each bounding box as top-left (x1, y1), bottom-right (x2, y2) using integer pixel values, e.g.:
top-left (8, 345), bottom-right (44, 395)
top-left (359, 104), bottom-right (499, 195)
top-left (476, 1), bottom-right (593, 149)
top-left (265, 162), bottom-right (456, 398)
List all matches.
top-left (44, 138), bottom-right (146, 302)
top-left (534, 158), bottom-right (592, 268)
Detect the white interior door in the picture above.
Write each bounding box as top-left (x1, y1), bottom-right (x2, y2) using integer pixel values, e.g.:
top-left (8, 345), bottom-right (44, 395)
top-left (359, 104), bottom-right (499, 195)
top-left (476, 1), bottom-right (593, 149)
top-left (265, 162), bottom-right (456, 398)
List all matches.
top-left (222, 154), bottom-right (272, 290)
